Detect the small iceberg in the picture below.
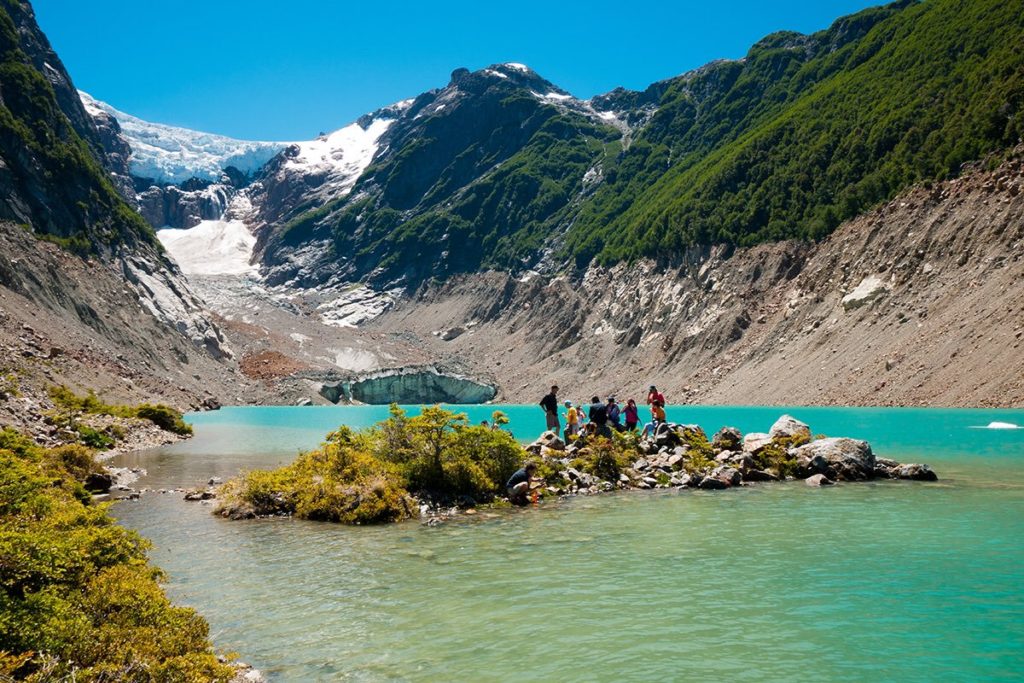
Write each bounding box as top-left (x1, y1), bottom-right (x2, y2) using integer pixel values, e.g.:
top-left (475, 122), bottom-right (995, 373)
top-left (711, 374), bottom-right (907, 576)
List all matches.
top-left (970, 421), bottom-right (1022, 430)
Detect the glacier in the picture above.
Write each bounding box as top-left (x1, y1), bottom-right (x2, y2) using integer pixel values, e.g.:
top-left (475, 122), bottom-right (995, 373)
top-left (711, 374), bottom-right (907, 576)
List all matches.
top-left (79, 91), bottom-right (288, 184)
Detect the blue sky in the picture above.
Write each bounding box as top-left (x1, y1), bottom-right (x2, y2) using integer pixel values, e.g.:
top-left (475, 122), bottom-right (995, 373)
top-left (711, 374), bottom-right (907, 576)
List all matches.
top-left (34, 0), bottom-right (882, 141)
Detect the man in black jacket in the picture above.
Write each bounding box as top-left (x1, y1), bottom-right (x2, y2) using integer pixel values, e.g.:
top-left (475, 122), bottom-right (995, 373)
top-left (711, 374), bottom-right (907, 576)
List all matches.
top-left (539, 385), bottom-right (560, 437)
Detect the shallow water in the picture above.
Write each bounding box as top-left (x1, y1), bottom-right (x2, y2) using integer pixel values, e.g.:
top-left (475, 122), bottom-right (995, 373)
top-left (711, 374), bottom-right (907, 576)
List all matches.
top-left (111, 405), bottom-right (1024, 681)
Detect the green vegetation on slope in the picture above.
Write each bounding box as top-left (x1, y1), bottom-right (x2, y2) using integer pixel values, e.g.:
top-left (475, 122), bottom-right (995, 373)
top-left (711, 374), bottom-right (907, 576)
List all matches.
top-left (0, 427), bottom-right (234, 682)
top-left (48, 385), bottom-right (193, 439)
top-left (566, 0), bottom-right (1024, 265)
top-left (0, 2), bottom-right (155, 253)
top-left (279, 0), bottom-right (1022, 285)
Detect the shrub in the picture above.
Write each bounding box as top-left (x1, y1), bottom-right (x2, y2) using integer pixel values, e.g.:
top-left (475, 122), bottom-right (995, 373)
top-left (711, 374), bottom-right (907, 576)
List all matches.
top-left (45, 386), bottom-right (193, 437)
top-left (0, 429), bottom-right (234, 680)
top-left (131, 403), bottom-right (193, 436)
top-left (219, 405), bottom-right (530, 524)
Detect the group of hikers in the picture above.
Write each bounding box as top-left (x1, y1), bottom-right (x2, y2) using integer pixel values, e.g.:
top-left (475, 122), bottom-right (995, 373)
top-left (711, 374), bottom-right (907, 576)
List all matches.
top-left (508, 384), bottom-right (669, 504)
top-left (538, 384), bottom-right (667, 440)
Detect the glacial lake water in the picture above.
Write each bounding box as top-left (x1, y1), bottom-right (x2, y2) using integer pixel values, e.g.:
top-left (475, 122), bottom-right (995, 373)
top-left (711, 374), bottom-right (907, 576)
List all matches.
top-left (110, 405), bottom-right (1024, 681)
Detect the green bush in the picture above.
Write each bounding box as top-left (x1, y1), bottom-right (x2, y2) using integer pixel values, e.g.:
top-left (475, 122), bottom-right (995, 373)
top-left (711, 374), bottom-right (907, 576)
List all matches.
top-left (0, 430), bottom-right (234, 681)
top-left (219, 405), bottom-right (529, 524)
top-left (46, 385), bottom-right (193, 437)
top-left (131, 403), bottom-right (193, 436)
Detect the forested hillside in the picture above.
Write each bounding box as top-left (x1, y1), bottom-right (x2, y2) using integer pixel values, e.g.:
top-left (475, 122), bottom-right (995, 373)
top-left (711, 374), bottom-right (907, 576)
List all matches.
top-left (0, 0), bottom-right (153, 254)
top-left (565, 0), bottom-right (1024, 265)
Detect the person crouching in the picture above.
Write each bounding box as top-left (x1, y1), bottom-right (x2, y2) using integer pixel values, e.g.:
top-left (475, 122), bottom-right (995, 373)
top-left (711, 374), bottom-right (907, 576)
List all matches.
top-left (506, 462), bottom-right (539, 506)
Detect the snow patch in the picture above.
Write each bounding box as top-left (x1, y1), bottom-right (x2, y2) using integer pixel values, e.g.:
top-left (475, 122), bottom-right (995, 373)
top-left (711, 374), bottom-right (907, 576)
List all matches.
top-left (504, 62), bottom-right (530, 72)
top-left (284, 118), bottom-right (394, 193)
top-left (329, 347), bottom-right (379, 372)
top-left (158, 220), bottom-right (257, 276)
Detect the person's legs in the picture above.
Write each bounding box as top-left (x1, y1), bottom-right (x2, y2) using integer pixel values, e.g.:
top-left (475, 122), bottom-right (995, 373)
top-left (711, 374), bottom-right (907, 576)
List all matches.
top-left (545, 411), bottom-right (560, 437)
top-left (508, 482), bottom-right (530, 505)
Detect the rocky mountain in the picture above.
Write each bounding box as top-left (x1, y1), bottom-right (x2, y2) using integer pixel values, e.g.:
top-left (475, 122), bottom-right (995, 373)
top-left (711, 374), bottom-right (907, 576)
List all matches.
top-left (250, 0), bottom-right (1022, 294)
top-left (0, 0), bottom-right (251, 429)
top-left (52, 0), bottom-right (1024, 408)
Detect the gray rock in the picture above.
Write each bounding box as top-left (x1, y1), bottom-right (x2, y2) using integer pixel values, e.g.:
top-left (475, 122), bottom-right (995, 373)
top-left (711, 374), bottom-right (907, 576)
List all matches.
top-left (842, 275), bottom-right (889, 310)
top-left (208, 476), bottom-right (223, 486)
top-left (792, 438), bottom-right (875, 481)
top-left (769, 415), bottom-right (811, 442)
top-left (742, 432), bottom-right (773, 454)
top-left (667, 453), bottom-right (683, 468)
top-left (633, 458), bottom-right (650, 471)
top-left (805, 474), bottom-right (835, 487)
top-left (709, 466), bottom-right (742, 487)
top-left (84, 471), bottom-right (113, 493)
top-left (698, 476), bottom-right (729, 490)
top-left (897, 463), bottom-right (938, 481)
top-left (712, 426), bottom-right (742, 451)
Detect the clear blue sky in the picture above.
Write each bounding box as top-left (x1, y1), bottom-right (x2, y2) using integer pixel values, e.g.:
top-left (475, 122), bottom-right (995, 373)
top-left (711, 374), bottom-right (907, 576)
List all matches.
top-left (34, 0), bottom-right (882, 141)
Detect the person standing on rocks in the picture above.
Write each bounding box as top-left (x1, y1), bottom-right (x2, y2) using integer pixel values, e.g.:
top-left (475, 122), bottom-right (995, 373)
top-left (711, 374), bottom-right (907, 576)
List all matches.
top-left (589, 396), bottom-right (611, 437)
top-left (540, 385), bottom-right (560, 437)
top-left (564, 401), bottom-right (580, 438)
top-left (624, 398), bottom-right (640, 431)
top-left (607, 397), bottom-right (622, 432)
top-left (646, 385), bottom-right (666, 420)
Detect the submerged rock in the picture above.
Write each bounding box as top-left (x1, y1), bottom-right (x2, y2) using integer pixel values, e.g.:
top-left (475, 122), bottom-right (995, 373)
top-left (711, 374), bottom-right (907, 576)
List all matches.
top-left (897, 463), bottom-right (938, 481)
top-left (805, 473), bottom-right (835, 487)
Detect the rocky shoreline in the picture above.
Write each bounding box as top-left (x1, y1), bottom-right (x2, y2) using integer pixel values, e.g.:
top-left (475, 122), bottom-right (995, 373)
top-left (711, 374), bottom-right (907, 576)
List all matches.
top-left (524, 415), bottom-right (936, 500)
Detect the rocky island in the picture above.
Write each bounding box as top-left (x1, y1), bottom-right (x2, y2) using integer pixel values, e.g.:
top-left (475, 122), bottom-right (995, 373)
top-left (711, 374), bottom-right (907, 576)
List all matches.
top-left (209, 409), bottom-right (937, 526)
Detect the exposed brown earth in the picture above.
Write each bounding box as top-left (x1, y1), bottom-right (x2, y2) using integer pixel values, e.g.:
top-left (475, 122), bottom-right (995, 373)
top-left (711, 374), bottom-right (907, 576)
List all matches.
top-left (240, 349), bottom-right (312, 381)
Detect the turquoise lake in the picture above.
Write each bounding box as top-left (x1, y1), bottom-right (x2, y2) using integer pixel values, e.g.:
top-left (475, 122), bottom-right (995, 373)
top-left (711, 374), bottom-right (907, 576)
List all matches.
top-left (110, 405), bottom-right (1024, 681)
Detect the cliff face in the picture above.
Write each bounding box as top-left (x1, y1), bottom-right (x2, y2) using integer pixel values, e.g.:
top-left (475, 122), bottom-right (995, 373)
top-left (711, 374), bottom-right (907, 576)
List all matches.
top-left (371, 151), bottom-right (1024, 408)
top-left (0, 0), bottom-right (252, 430)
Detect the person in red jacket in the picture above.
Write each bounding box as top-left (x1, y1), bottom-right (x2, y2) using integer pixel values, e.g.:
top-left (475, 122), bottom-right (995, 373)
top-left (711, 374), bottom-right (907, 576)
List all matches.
top-left (646, 385), bottom-right (665, 419)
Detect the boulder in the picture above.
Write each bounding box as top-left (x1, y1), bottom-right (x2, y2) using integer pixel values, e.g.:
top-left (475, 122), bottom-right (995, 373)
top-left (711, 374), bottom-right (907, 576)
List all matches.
top-left (633, 458), bottom-right (650, 472)
top-left (678, 473), bottom-right (703, 488)
top-left (528, 431), bottom-right (565, 454)
top-left (805, 474), bottom-right (835, 487)
top-left (796, 453), bottom-right (829, 478)
top-left (667, 453), bottom-right (684, 469)
top-left (842, 275), bottom-right (889, 310)
top-left (700, 465), bottom-right (741, 489)
top-left (723, 452), bottom-right (756, 471)
top-left (743, 469), bottom-right (778, 482)
top-left (769, 415), bottom-right (811, 443)
top-left (85, 471), bottom-right (113, 493)
top-left (742, 432), bottom-right (773, 455)
top-left (712, 426), bottom-right (742, 451)
top-left (698, 476), bottom-right (729, 490)
top-left (897, 464), bottom-right (938, 481)
top-left (792, 438), bottom-right (875, 481)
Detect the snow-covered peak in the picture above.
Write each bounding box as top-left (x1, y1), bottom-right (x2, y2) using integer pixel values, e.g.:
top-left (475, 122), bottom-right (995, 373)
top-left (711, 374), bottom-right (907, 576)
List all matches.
top-left (79, 91), bottom-right (288, 184)
top-left (503, 62), bottom-right (531, 73)
top-left (284, 116), bottom-right (395, 193)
